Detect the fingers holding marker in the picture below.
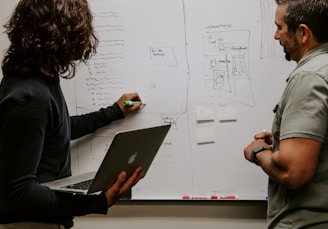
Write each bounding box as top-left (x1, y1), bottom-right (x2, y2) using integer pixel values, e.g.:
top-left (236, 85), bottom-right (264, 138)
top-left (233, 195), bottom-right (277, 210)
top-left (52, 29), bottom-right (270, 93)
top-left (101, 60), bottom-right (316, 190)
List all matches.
top-left (123, 100), bottom-right (146, 108)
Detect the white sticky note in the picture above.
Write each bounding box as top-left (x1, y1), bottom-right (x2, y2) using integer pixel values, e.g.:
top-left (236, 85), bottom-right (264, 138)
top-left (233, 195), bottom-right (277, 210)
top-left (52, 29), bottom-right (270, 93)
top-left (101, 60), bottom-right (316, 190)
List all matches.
top-left (195, 103), bottom-right (215, 122)
top-left (196, 125), bottom-right (216, 144)
top-left (218, 103), bottom-right (237, 122)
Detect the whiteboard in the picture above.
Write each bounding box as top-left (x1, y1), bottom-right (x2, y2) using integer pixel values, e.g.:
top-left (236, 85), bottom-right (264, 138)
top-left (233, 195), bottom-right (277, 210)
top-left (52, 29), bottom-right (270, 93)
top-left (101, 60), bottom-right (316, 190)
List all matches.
top-left (1, 0), bottom-right (296, 200)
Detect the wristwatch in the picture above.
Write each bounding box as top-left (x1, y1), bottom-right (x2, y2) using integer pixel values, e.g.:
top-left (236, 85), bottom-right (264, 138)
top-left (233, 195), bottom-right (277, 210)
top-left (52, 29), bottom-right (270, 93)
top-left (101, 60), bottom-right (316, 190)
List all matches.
top-left (251, 146), bottom-right (268, 165)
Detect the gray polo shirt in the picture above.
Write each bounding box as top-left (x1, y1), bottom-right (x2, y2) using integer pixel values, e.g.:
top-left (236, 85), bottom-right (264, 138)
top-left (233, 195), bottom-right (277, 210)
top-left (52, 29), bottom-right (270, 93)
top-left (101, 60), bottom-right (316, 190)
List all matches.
top-left (268, 43), bottom-right (328, 229)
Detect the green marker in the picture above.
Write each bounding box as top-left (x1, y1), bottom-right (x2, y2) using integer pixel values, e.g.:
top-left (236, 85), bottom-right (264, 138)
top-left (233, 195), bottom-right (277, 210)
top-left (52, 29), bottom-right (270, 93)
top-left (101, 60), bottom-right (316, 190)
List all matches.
top-left (123, 100), bottom-right (139, 106)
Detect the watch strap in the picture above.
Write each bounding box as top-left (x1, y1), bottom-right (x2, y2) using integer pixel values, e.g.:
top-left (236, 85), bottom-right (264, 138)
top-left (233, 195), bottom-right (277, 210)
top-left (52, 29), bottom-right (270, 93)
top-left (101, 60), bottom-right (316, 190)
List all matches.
top-left (251, 146), bottom-right (268, 165)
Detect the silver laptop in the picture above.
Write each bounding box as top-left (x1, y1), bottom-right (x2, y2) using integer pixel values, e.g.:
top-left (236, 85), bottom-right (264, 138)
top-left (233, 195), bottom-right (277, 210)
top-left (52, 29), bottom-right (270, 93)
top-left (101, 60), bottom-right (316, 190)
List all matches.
top-left (42, 124), bottom-right (171, 195)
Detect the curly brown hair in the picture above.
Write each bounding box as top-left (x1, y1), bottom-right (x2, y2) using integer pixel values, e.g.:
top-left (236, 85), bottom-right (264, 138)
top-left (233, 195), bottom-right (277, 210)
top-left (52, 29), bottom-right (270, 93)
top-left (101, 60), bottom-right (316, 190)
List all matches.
top-left (2, 0), bottom-right (99, 79)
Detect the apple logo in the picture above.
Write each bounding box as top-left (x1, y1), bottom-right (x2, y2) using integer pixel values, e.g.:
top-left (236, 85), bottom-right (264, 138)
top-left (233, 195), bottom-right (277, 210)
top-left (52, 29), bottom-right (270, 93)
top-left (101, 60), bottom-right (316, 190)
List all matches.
top-left (128, 152), bottom-right (138, 164)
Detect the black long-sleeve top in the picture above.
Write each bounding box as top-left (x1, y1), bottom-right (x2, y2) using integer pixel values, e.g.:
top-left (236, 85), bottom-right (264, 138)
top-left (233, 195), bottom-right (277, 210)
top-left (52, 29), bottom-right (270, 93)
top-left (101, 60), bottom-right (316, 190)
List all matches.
top-left (0, 71), bottom-right (124, 228)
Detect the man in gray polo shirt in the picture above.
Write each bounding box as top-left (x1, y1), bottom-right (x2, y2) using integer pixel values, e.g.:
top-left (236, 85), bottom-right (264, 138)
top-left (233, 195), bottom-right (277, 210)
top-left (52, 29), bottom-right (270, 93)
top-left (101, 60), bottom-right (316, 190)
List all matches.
top-left (244, 0), bottom-right (328, 228)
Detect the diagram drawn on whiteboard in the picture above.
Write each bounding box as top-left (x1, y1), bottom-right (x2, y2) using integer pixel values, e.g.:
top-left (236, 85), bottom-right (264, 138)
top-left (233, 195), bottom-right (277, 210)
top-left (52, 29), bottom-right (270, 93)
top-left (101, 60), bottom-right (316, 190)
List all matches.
top-left (203, 29), bottom-right (255, 106)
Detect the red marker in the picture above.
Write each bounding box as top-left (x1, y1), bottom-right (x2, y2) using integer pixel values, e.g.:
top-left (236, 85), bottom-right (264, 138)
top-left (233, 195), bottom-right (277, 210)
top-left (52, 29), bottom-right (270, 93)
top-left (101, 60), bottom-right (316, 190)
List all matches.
top-left (219, 195), bottom-right (238, 199)
top-left (182, 195), bottom-right (219, 200)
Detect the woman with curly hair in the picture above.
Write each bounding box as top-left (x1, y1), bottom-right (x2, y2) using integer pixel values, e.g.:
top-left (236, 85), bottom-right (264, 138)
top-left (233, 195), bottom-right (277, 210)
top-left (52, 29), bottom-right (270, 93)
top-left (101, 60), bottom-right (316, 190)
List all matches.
top-left (0, 0), bottom-right (145, 228)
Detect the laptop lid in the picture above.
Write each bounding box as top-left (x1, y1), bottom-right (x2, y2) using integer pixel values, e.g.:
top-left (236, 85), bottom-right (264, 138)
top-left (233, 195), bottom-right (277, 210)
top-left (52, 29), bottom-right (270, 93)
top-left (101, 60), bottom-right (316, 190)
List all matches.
top-left (42, 124), bottom-right (171, 195)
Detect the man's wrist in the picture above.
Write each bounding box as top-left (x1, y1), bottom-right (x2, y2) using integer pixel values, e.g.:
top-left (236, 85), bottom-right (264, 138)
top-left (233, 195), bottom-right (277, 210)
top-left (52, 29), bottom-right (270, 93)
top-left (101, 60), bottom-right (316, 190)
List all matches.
top-left (251, 146), bottom-right (269, 165)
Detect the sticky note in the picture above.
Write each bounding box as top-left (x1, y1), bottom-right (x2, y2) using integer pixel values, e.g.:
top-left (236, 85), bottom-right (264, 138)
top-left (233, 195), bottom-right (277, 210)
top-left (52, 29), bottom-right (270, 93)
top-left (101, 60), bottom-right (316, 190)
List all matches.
top-left (195, 103), bottom-right (215, 122)
top-left (218, 103), bottom-right (237, 122)
top-left (196, 125), bottom-right (216, 144)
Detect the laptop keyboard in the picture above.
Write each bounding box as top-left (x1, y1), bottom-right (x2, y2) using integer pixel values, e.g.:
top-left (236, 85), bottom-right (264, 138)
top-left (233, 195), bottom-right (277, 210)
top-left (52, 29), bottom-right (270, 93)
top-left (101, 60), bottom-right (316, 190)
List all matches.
top-left (61, 179), bottom-right (93, 190)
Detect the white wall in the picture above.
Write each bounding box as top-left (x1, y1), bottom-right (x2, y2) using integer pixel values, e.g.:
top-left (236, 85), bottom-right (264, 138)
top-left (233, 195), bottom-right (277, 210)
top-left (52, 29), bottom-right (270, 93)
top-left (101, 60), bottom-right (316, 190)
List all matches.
top-left (74, 202), bottom-right (267, 229)
top-left (0, 1), bottom-right (268, 228)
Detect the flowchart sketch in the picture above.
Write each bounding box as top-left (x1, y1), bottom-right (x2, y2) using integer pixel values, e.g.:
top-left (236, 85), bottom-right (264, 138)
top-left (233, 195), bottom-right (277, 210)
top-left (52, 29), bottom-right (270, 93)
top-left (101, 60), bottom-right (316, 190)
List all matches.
top-left (75, 0), bottom-right (189, 114)
top-left (203, 30), bottom-right (255, 106)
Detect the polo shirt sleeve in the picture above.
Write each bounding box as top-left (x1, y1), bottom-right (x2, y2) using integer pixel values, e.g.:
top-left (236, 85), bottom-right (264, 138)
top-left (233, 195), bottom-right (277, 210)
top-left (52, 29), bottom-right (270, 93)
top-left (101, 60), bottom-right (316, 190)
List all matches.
top-left (280, 71), bottom-right (328, 143)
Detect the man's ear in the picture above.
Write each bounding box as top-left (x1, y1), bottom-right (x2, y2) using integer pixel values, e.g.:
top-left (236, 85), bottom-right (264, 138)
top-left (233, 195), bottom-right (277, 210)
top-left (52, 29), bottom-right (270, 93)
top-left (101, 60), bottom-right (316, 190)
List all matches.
top-left (298, 24), bottom-right (310, 44)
